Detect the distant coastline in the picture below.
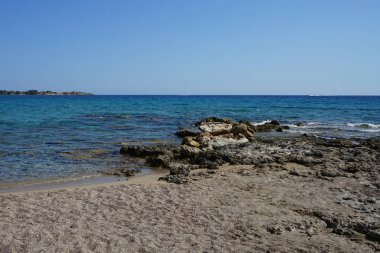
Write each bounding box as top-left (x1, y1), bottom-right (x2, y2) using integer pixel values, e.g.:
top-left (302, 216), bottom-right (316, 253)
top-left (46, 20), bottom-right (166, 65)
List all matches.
top-left (0, 90), bottom-right (93, 95)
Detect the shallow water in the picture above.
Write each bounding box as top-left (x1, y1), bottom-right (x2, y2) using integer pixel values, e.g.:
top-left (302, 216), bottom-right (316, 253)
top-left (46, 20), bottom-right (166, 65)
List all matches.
top-left (0, 95), bottom-right (379, 184)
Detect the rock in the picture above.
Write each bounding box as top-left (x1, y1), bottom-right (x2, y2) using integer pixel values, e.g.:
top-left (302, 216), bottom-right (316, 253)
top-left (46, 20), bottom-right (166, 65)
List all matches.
top-left (238, 120), bottom-right (257, 132)
top-left (195, 117), bottom-right (235, 126)
top-left (285, 226), bottom-right (295, 232)
top-left (122, 168), bottom-right (141, 177)
top-left (195, 132), bottom-right (213, 147)
top-left (289, 170), bottom-right (300, 176)
top-left (255, 120), bottom-right (283, 132)
top-left (267, 226), bottom-right (283, 235)
top-left (295, 122), bottom-right (305, 127)
top-left (169, 165), bottom-right (190, 176)
top-left (146, 154), bottom-right (171, 168)
top-left (282, 125), bottom-right (290, 130)
top-left (182, 136), bottom-right (201, 148)
top-left (201, 144), bottom-right (214, 152)
top-left (106, 167), bottom-right (141, 177)
top-left (366, 229), bottom-right (380, 242)
top-left (240, 170), bottom-right (251, 176)
top-left (320, 169), bottom-right (340, 177)
top-left (270, 120), bottom-right (280, 125)
top-left (209, 135), bottom-right (249, 147)
top-left (231, 123), bottom-right (254, 138)
top-left (120, 144), bottom-right (175, 157)
top-left (199, 123), bottom-right (232, 136)
top-left (366, 198), bottom-right (376, 204)
top-left (175, 128), bottom-right (199, 138)
top-left (159, 175), bottom-right (189, 184)
top-left (180, 145), bottom-right (201, 158)
top-left (276, 127), bottom-right (284, 132)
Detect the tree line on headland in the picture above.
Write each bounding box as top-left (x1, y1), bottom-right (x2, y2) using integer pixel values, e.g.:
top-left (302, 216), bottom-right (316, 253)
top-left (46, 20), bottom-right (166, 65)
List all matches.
top-left (0, 90), bottom-right (93, 95)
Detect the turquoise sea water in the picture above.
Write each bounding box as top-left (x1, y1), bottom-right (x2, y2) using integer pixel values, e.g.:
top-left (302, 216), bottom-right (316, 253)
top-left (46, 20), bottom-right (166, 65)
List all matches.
top-left (0, 95), bottom-right (379, 184)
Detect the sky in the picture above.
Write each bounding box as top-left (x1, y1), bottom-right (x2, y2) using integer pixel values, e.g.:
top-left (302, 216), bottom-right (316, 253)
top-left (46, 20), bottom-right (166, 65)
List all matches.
top-left (0, 0), bottom-right (379, 95)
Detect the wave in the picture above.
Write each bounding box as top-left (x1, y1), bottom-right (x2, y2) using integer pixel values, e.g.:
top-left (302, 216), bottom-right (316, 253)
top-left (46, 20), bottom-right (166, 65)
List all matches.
top-left (252, 120), bottom-right (272, 126)
top-left (282, 121), bottom-right (380, 135)
top-left (346, 123), bottom-right (380, 129)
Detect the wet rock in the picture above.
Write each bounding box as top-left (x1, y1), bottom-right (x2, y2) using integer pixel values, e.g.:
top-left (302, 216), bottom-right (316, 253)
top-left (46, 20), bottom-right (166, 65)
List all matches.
top-left (256, 120), bottom-right (283, 132)
top-left (122, 168), bottom-right (141, 177)
top-left (146, 154), bottom-right (171, 168)
top-left (195, 117), bottom-right (235, 126)
top-left (120, 144), bottom-right (176, 157)
top-left (175, 128), bottom-right (199, 138)
top-left (276, 127), bottom-right (284, 132)
top-left (106, 167), bottom-right (141, 177)
top-left (295, 122), bottom-right (305, 127)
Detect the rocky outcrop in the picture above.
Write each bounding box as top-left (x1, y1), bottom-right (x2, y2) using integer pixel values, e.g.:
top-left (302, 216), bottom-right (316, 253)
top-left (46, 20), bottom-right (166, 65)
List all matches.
top-left (119, 117), bottom-right (289, 174)
top-left (119, 118), bottom-right (380, 191)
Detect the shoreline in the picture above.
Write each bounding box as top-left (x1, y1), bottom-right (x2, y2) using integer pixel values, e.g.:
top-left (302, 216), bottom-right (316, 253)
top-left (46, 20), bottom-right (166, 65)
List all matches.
top-left (0, 169), bottom-right (167, 194)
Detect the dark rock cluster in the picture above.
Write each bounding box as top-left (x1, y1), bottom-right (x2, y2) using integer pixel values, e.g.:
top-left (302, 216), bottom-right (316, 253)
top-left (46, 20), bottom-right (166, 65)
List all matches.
top-left (119, 117), bottom-right (289, 182)
top-left (118, 117), bottom-right (379, 188)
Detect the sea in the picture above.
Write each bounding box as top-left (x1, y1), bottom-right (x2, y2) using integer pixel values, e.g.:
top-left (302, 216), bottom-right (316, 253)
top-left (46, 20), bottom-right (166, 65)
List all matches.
top-left (0, 95), bottom-right (379, 185)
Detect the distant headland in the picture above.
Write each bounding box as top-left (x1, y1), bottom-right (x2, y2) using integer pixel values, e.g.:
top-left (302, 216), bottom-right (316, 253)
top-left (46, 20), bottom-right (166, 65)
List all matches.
top-left (0, 90), bottom-right (93, 95)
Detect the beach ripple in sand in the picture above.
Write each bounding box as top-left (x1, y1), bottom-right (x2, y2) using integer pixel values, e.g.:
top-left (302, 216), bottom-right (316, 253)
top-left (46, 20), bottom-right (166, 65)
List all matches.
top-left (0, 167), bottom-right (377, 253)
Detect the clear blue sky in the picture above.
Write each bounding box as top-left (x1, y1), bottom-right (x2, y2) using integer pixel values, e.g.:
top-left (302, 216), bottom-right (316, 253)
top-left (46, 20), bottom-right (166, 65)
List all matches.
top-left (0, 0), bottom-right (379, 95)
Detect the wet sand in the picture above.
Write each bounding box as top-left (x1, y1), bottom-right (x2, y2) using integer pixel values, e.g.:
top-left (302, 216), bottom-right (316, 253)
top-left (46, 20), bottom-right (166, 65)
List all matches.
top-left (0, 165), bottom-right (378, 253)
top-left (0, 170), bottom-right (166, 194)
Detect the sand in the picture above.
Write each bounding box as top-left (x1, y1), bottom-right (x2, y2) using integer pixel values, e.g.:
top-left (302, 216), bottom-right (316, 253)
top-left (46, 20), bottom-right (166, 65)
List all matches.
top-left (0, 165), bottom-right (378, 253)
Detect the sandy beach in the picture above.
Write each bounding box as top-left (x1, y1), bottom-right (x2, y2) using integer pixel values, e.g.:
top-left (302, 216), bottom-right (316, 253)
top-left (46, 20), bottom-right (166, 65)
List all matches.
top-left (0, 163), bottom-right (378, 253)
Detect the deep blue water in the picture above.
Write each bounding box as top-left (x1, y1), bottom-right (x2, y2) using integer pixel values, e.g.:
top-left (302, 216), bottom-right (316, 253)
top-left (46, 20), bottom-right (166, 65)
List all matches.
top-left (0, 95), bottom-right (379, 184)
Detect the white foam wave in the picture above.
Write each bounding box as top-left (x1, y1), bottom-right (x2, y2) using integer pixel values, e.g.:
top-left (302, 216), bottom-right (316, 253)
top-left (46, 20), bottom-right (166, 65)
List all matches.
top-left (346, 123), bottom-right (380, 129)
top-left (252, 120), bottom-right (272, 126)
